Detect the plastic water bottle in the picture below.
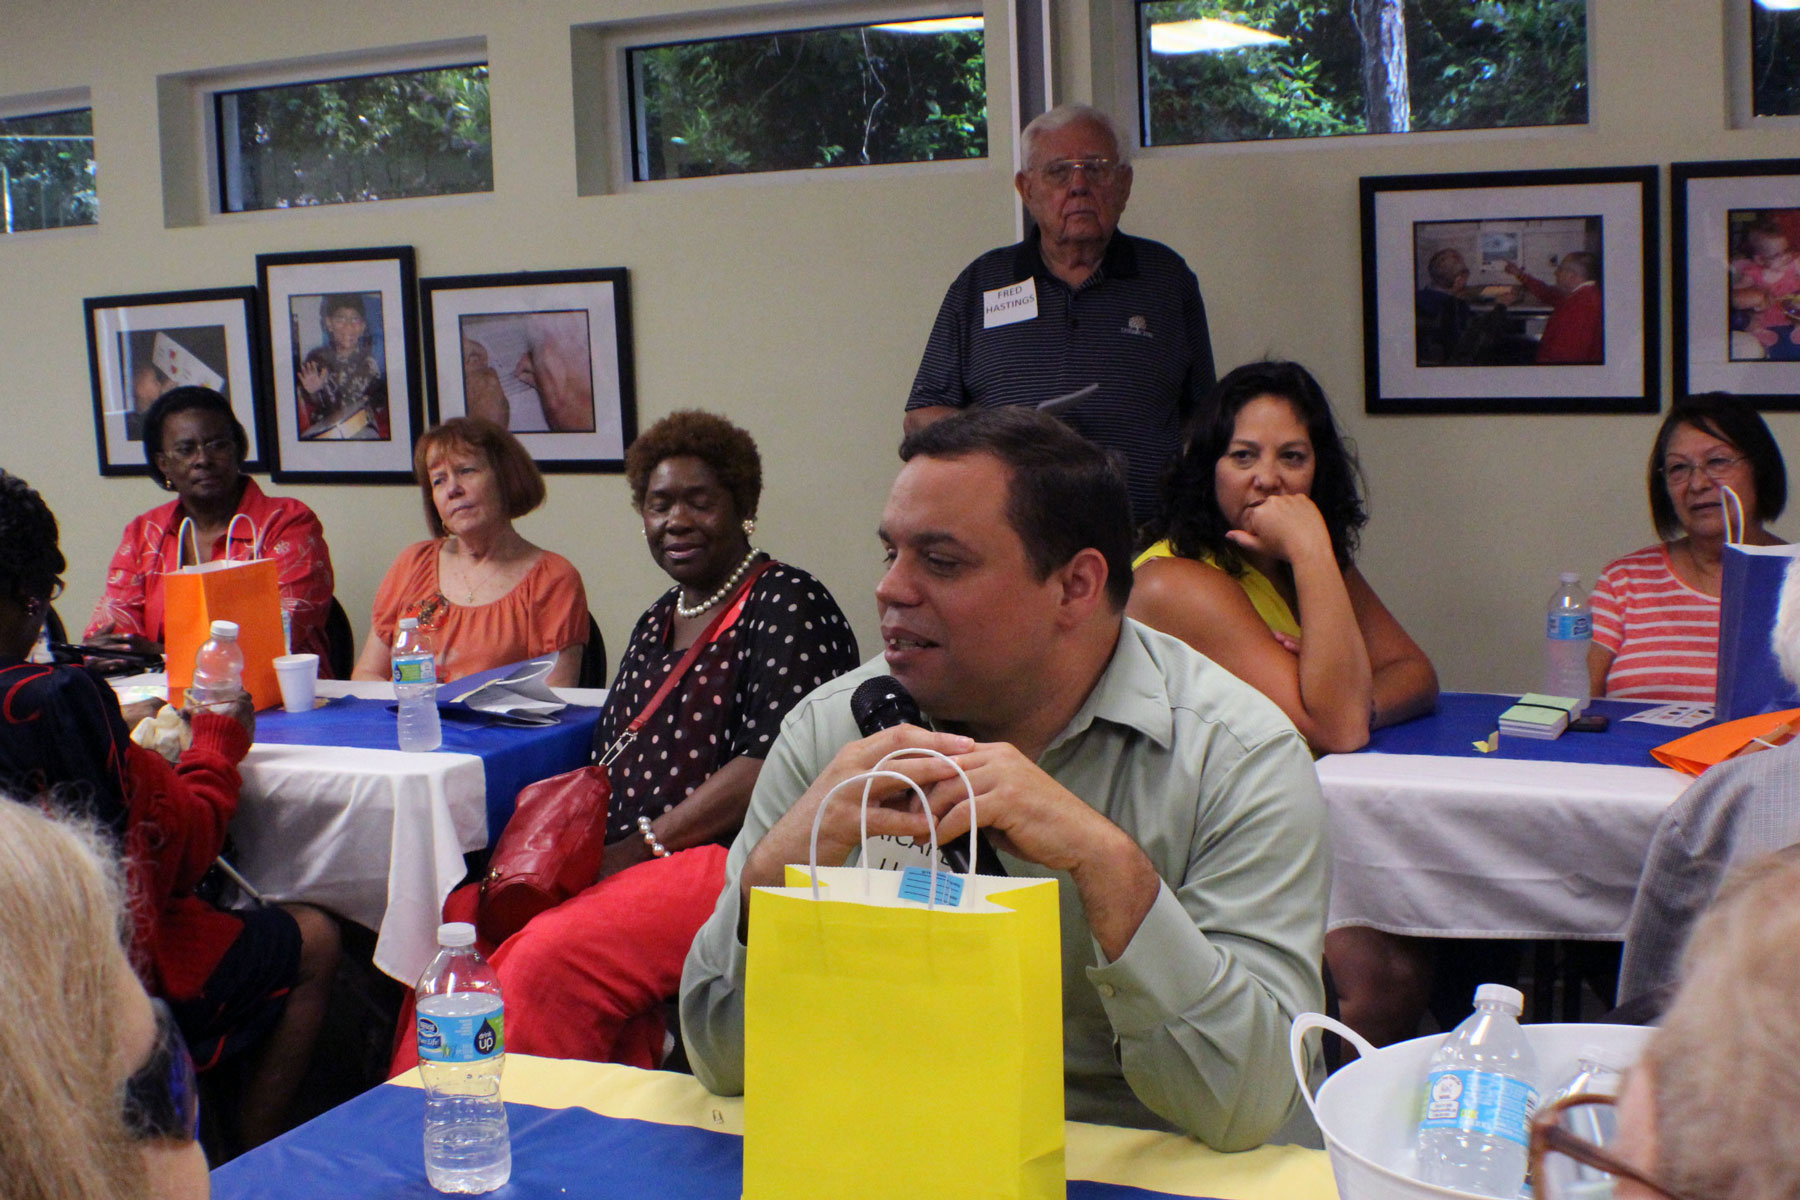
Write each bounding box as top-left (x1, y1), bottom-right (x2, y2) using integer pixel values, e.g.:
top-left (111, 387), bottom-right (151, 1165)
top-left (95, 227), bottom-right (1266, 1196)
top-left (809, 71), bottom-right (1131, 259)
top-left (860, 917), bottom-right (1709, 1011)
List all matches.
top-left (189, 620), bottom-right (245, 711)
top-left (416, 922), bottom-right (510, 1193)
top-left (1544, 572), bottom-right (1592, 714)
top-left (1415, 983), bottom-right (1541, 1197)
top-left (393, 617), bottom-right (441, 752)
top-left (1531, 1046), bottom-right (1622, 1200)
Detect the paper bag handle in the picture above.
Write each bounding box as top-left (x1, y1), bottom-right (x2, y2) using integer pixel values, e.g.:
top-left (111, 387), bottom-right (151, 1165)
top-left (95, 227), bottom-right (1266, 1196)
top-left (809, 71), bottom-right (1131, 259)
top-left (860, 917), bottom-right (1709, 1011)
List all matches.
top-left (176, 517), bottom-right (200, 569)
top-left (223, 512), bottom-right (262, 561)
top-left (1723, 485), bottom-right (1746, 546)
top-left (172, 513), bottom-right (262, 567)
top-left (803, 748), bottom-right (979, 908)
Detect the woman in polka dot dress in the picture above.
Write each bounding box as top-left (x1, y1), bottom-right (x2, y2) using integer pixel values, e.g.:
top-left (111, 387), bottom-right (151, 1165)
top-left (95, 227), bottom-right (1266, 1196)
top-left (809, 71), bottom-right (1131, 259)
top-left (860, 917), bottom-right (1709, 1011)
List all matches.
top-left (486, 410), bottom-right (859, 1066)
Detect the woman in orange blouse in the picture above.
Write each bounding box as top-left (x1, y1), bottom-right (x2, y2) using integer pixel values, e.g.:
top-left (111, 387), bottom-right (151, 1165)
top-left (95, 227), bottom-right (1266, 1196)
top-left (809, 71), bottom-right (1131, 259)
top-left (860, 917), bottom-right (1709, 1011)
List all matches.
top-left (352, 418), bottom-right (587, 686)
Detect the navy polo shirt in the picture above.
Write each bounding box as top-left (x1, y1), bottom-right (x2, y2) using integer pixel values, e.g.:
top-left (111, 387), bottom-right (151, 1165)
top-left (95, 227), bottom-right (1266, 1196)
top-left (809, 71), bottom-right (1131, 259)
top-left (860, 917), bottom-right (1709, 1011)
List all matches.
top-left (906, 229), bottom-right (1216, 521)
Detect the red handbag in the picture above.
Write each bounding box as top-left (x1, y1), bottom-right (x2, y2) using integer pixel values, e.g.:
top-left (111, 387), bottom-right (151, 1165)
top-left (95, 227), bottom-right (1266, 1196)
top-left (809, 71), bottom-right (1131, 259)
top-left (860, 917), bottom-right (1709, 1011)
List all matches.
top-left (475, 561), bottom-right (772, 946)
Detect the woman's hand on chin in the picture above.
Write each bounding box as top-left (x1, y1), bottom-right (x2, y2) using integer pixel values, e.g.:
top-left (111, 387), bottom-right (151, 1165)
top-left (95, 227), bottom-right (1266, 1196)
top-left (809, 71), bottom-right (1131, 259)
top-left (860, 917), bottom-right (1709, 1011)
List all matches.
top-left (1225, 493), bottom-right (1333, 565)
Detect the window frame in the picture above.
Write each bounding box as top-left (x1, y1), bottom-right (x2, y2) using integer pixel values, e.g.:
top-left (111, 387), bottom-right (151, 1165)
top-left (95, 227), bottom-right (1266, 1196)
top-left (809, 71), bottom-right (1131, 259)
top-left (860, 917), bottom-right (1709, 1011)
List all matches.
top-left (1113, 0), bottom-right (1595, 158)
top-left (0, 87), bottom-right (96, 238)
top-left (171, 39), bottom-right (489, 223)
top-left (580, 0), bottom-right (1009, 194)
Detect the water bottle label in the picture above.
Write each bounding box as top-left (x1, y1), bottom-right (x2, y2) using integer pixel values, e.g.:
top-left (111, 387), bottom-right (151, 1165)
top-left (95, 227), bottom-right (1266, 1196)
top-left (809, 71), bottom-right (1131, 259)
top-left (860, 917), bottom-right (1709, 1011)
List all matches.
top-left (417, 1007), bottom-right (504, 1063)
top-left (1420, 1069), bottom-right (1539, 1147)
top-left (1547, 612), bottom-right (1591, 640)
top-left (394, 653), bottom-right (437, 686)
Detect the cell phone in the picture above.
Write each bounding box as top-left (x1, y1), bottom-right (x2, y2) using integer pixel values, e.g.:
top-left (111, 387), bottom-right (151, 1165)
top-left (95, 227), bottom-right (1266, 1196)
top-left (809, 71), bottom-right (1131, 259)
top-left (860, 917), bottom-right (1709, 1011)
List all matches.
top-left (1568, 714), bottom-right (1609, 733)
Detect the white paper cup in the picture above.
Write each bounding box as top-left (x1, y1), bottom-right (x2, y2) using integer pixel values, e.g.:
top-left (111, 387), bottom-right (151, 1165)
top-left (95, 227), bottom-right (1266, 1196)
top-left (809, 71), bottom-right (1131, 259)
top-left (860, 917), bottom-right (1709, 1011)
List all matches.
top-left (273, 653), bottom-right (319, 713)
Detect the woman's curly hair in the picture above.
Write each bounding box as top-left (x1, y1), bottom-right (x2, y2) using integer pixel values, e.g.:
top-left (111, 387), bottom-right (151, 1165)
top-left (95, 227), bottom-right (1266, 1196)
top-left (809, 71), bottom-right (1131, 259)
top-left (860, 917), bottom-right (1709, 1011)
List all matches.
top-left (0, 471), bottom-right (65, 606)
top-left (1142, 360), bottom-right (1367, 576)
top-left (624, 410), bottom-right (762, 519)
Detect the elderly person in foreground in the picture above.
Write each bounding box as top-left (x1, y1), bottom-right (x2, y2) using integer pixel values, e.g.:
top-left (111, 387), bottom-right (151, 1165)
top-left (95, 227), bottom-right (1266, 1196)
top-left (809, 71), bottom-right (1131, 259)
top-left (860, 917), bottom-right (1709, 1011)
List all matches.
top-left (88, 385), bottom-right (335, 670)
top-left (1590, 393), bottom-right (1787, 702)
top-left (391, 410), bottom-right (858, 1071)
top-left (0, 798), bottom-right (211, 1199)
top-left (905, 102), bottom-right (1215, 521)
top-left (1532, 847), bottom-right (1800, 1200)
top-left (681, 407), bottom-right (1328, 1150)
top-left (354, 417), bottom-right (587, 686)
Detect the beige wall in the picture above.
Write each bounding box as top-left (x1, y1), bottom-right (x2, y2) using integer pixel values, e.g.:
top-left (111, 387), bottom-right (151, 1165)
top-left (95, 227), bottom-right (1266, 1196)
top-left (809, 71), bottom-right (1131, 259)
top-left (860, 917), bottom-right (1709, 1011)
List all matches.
top-left (5, 0), bottom-right (1799, 692)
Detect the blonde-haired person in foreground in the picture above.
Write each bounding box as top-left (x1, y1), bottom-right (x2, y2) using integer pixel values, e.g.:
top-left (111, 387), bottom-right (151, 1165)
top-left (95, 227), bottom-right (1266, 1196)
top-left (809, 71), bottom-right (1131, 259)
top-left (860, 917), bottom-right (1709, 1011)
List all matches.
top-left (1590, 847), bottom-right (1800, 1200)
top-left (0, 798), bottom-right (208, 1199)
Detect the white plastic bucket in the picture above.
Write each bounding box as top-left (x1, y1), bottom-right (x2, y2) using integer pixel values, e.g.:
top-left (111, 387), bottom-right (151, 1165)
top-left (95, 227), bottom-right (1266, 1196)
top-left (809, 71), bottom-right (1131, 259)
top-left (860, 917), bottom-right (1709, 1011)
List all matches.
top-left (1288, 1014), bottom-right (1651, 1200)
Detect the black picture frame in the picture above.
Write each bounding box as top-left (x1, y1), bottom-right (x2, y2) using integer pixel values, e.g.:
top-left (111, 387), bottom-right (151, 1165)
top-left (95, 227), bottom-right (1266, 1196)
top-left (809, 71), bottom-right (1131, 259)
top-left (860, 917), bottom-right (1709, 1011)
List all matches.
top-left (419, 268), bottom-right (637, 472)
top-left (1672, 157), bottom-right (1800, 410)
top-left (84, 287), bottom-right (265, 477)
top-left (1360, 166), bottom-right (1660, 415)
top-left (256, 245), bottom-right (422, 483)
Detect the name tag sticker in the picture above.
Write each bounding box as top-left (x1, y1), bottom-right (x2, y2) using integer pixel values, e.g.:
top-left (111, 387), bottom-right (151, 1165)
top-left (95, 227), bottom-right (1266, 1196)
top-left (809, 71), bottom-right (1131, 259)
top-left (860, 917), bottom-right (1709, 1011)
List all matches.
top-left (983, 279), bottom-right (1038, 329)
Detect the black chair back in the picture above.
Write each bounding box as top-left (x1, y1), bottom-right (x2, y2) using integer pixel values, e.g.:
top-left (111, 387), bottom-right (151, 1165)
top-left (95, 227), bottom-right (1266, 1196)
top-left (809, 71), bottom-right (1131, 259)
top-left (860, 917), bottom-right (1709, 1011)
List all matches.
top-left (578, 614), bottom-right (608, 689)
top-left (324, 596), bottom-right (355, 679)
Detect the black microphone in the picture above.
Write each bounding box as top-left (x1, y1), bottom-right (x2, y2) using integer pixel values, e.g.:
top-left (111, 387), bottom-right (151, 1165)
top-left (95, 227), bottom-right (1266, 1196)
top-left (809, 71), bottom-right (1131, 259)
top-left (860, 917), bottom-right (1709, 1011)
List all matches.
top-left (849, 675), bottom-right (1006, 875)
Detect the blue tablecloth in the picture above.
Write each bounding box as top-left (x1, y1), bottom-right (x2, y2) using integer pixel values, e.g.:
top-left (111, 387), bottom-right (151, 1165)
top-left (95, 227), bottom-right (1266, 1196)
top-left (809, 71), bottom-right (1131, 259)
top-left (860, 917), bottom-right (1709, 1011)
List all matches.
top-left (1362, 693), bottom-right (1705, 768)
top-left (212, 1083), bottom-right (1223, 1200)
top-left (255, 697), bottom-right (601, 836)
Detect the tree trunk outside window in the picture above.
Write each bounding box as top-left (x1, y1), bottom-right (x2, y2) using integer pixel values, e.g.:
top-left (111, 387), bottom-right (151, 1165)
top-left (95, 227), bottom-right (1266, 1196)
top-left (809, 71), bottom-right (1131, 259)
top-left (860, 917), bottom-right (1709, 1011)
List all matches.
top-left (1357, 0), bottom-right (1410, 133)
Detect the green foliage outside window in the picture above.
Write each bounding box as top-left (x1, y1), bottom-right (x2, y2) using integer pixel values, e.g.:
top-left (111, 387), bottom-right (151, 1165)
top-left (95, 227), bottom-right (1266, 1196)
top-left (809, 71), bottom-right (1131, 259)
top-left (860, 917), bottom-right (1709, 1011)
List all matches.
top-left (0, 108), bottom-right (96, 235)
top-left (1141, 0), bottom-right (1587, 145)
top-left (217, 65), bottom-right (491, 211)
top-left (629, 19), bottom-right (987, 180)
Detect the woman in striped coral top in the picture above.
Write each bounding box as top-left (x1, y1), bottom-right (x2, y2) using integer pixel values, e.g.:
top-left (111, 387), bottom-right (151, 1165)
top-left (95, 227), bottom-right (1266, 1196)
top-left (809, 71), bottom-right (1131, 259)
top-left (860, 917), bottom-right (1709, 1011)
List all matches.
top-left (1591, 395), bottom-right (1788, 702)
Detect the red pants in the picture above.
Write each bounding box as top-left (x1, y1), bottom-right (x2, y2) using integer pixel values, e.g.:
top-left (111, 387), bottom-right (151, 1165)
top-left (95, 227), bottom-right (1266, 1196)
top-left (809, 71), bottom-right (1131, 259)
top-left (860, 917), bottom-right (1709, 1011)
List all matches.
top-left (391, 845), bottom-right (729, 1075)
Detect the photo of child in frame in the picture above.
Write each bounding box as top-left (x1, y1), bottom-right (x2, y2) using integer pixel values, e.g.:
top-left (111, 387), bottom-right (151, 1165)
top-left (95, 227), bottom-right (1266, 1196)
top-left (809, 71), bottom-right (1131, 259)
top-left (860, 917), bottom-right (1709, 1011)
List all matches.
top-left (291, 291), bottom-right (390, 440)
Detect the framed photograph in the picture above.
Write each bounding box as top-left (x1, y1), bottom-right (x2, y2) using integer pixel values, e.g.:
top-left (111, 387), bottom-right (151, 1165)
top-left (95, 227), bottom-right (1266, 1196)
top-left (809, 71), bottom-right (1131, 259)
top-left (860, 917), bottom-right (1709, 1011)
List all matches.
top-left (1360, 167), bottom-right (1659, 415)
top-left (420, 268), bottom-right (636, 472)
top-left (256, 245), bottom-right (421, 483)
top-left (84, 287), bottom-right (265, 477)
top-left (1672, 158), bottom-right (1800, 410)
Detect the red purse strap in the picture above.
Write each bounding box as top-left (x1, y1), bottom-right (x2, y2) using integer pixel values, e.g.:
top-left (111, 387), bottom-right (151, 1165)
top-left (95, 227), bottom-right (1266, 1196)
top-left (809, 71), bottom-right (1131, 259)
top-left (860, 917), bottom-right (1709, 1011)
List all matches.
top-left (596, 558), bottom-right (775, 765)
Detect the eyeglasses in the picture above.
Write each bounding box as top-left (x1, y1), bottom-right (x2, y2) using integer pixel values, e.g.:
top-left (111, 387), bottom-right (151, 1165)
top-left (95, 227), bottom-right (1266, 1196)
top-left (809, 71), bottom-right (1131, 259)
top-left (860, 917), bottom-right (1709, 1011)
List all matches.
top-left (1661, 453), bottom-right (1744, 487)
top-left (122, 999), bottom-right (200, 1143)
top-left (1032, 157), bottom-right (1124, 187)
top-left (162, 437), bottom-right (236, 463)
top-left (415, 593), bottom-right (449, 630)
top-left (1527, 1094), bottom-right (1690, 1200)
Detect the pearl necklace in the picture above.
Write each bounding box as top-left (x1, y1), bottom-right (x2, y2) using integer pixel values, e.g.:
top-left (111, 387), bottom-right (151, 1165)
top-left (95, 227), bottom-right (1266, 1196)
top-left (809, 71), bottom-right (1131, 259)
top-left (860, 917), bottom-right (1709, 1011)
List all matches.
top-left (676, 548), bottom-right (764, 619)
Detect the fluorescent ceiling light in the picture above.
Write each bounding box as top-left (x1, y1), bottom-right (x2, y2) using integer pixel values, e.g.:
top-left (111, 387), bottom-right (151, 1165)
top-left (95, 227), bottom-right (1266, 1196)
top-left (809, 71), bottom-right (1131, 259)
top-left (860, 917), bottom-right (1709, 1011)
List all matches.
top-left (1758, 0), bottom-right (1800, 10)
top-left (1149, 18), bottom-right (1287, 54)
top-left (871, 17), bottom-right (984, 34)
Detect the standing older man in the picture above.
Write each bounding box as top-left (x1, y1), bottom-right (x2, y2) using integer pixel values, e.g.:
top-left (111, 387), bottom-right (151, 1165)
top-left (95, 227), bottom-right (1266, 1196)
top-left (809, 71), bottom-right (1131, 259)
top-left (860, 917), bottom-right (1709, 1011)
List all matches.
top-left (905, 104), bottom-right (1216, 521)
top-left (681, 408), bottom-right (1327, 1150)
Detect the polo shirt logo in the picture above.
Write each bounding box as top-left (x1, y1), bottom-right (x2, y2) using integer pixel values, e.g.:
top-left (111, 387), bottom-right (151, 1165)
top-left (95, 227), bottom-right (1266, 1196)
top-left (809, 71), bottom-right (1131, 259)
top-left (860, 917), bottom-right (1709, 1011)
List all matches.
top-left (1121, 315), bottom-right (1153, 339)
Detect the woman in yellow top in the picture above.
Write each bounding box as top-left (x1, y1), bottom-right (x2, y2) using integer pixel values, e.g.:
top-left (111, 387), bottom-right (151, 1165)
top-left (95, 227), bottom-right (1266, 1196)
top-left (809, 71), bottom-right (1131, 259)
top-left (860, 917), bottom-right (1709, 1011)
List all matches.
top-left (1130, 360), bottom-right (1437, 754)
top-left (1132, 360), bottom-right (1442, 1050)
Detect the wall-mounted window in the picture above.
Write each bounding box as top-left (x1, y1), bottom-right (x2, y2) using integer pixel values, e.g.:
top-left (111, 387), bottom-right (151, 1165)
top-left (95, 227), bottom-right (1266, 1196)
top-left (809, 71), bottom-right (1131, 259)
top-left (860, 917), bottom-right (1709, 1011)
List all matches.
top-left (1751, 0), bottom-right (1800, 117)
top-left (0, 105), bottom-right (95, 234)
top-left (625, 14), bottom-right (987, 181)
top-left (215, 63), bottom-right (490, 212)
top-left (1137, 0), bottom-right (1587, 147)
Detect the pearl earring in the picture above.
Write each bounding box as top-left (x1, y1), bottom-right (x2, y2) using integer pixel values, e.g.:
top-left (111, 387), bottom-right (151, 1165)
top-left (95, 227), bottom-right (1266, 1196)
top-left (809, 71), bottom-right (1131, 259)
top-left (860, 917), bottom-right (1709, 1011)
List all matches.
top-left (742, 518), bottom-right (756, 537)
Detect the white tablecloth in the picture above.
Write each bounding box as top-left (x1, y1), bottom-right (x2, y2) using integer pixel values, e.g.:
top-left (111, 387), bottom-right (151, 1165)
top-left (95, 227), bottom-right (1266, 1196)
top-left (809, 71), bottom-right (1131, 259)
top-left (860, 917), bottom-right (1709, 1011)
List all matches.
top-left (1315, 752), bottom-right (1692, 940)
top-left (120, 676), bottom-right (606, 984)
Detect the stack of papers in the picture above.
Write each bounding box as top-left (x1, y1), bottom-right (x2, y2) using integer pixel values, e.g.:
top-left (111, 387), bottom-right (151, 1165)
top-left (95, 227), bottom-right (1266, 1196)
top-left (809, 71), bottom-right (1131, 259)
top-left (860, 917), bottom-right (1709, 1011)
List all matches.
top-left (1497, 693), bottom-right (1582, 740)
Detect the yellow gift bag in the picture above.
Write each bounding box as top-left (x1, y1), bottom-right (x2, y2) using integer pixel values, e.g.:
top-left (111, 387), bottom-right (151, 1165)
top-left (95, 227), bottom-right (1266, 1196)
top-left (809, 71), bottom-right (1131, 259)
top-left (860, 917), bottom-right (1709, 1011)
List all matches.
top-left (743, 753), bottom-right (1065, 1200)
top-left (164, 514), bottom-right (285, 711)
